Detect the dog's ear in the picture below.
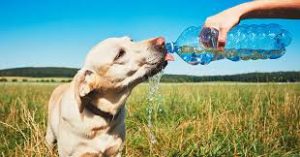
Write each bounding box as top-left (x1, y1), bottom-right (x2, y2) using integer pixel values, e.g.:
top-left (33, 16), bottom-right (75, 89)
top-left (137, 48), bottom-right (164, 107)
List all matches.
top-left (74, 69), bottom-right (97, 113)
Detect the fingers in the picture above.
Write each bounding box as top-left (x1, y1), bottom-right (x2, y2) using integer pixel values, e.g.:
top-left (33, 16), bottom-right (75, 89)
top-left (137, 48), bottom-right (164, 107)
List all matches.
top-left (217, 27), bottom-right (230, 50)
top-left (199, 27), bottom-right (218, 48)
top-left (204, 16), bottom-right (234, 51)
top-left (201, 25), bottom-right (229, 51)
top-left (203, 20), bottom-right (226, 50)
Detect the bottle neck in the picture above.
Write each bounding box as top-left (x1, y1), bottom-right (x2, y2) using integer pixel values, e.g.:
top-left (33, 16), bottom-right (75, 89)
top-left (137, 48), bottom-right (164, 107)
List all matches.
top-left (165, 42), bottom-right (176, 53)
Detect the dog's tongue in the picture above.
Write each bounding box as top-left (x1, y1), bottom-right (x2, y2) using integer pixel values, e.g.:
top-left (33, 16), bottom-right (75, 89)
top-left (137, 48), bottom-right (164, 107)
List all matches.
top-left (165, 53), bottom-right (175, 61)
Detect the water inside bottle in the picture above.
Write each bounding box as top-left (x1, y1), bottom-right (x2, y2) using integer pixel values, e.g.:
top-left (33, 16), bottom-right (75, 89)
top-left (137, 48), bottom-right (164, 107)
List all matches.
top-left (177, 45), bottom-right (223, 65)
top-left (224, 49), bottom-right (285, 61)
top-left (178, 45), bottom-right (285, 63)
top-left (179, 45), bottom-right (222, 55)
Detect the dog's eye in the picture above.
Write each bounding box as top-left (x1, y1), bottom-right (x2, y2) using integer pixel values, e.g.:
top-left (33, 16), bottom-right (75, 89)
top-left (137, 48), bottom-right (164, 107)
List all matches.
top-left (114, 48), bottom-right (126, 61)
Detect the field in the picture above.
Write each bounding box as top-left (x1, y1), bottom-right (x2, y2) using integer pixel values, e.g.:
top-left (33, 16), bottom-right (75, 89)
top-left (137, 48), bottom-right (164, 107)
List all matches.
top-left (0, 82), bottom-right (299, 156)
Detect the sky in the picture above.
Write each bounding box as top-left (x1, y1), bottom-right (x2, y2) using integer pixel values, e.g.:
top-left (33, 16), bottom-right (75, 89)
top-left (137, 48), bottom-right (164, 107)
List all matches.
top-left (0, 0), bottom-right (299, 76)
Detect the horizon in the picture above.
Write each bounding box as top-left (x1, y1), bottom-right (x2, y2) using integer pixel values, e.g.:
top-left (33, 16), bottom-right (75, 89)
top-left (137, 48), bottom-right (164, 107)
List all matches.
top-left (1, 0), bottom-right (300, 76)
top-left (0, 66), bottom-right (299, 77)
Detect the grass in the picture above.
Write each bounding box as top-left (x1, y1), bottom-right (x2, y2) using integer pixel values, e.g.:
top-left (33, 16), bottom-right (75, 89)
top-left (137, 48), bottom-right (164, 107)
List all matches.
top-left (0, 82), bottom-right (299, 156)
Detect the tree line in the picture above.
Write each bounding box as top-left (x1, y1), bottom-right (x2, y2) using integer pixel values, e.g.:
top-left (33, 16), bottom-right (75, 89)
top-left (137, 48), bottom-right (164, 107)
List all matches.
top-left (0, 67), bottom-right (299, 82)
top-left (161, 72), bottom-right (300, 83)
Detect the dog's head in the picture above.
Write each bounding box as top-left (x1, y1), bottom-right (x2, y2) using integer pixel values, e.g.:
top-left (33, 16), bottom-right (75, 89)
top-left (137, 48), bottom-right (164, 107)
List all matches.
top-left (74, 36), bottom-right (168, 113)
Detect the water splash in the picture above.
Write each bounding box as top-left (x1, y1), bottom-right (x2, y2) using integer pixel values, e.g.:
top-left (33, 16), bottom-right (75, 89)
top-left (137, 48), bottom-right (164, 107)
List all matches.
top-left (147, 71), bottom-right (163, 145)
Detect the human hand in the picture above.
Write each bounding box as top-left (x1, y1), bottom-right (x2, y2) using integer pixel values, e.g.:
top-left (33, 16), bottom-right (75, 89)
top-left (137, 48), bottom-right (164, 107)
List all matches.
top-left (203, 9), bottom-right (241, 50)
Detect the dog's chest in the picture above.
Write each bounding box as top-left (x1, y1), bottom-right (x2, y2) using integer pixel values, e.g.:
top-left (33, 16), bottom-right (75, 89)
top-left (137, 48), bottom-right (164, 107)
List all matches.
top-left (60, 119), bottom-right (123, 156)
top-left (82, 117), bottom-right (111, 138)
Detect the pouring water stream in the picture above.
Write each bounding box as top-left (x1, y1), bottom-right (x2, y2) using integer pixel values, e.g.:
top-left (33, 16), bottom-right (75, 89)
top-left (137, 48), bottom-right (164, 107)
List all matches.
top-left (146, 71), bottom-right (163, 148)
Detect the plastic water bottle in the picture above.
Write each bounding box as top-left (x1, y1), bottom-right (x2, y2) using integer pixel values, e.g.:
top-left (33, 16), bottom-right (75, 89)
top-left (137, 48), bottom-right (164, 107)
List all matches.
top-left (165, 24), bottom-right (292, 65)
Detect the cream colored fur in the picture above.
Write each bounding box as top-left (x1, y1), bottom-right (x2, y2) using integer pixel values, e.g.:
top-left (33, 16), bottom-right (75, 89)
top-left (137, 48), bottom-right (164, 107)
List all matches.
top-left (45, 37), bottom-right (167, 157)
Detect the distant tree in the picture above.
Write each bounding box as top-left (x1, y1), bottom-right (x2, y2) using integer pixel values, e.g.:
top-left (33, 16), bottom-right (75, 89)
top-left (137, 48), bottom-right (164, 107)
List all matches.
top-left (40, 79), bottom-right (50, 82)
top-left (0, 78), bottom-right (7, 82)
top-left (12, 79), bottom-right (18, 82)
top-left (22, 79), bottom-right (28, 82)
top-left (0, 67), bottom-right (78, 77)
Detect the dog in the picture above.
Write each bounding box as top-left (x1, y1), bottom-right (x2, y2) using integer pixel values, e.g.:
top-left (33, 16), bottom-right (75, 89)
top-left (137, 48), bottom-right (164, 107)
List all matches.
top-left (45, 36), bottom-right (171, 157)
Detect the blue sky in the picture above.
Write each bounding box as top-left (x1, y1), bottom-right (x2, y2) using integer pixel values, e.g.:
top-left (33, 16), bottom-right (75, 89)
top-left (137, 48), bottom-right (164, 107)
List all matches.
top-left (0, 0), bottom-right (299, 76)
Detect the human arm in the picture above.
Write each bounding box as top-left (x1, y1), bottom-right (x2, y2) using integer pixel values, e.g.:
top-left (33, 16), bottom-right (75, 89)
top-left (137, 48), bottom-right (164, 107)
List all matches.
top-left (204, 0), bottom-right (300, 50)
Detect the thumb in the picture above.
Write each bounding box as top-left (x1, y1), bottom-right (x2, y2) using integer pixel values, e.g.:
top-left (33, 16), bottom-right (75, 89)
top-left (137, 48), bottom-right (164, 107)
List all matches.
top-left (217, 27), bottom-right (229, 51)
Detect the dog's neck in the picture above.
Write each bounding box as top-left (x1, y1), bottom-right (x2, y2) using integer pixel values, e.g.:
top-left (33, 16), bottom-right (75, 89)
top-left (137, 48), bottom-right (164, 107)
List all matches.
top-left (84, 100), bottom-right (122, 122)
top-left (82, 89), bottom-right (130, 118)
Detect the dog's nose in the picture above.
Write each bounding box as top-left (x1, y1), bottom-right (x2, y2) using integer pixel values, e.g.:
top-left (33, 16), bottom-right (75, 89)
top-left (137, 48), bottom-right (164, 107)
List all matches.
top-left (150, 37), bottom-right (165, 51)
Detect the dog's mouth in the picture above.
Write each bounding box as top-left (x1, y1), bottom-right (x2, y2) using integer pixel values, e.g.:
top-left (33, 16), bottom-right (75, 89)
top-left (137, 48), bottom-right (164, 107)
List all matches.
top-left (144, 47), bottom-right (169, 79)
top-left (126, 58), bottom-right (167, 89)
top-left (146, 59), bottom-right (168, 78)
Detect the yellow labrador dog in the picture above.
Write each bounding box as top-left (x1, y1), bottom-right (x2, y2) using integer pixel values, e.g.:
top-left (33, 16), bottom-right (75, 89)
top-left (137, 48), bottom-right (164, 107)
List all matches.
top-left (45, 36), bottom-right (170, 157)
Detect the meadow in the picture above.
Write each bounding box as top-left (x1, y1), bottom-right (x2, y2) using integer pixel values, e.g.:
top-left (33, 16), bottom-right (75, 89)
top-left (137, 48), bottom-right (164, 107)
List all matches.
top-left (0, 82), bottom-right (299, 156)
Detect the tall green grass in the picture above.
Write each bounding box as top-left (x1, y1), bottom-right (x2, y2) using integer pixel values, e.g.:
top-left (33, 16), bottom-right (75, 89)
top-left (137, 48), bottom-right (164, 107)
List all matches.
top-left (0, 83), bottom-right (299, 156)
